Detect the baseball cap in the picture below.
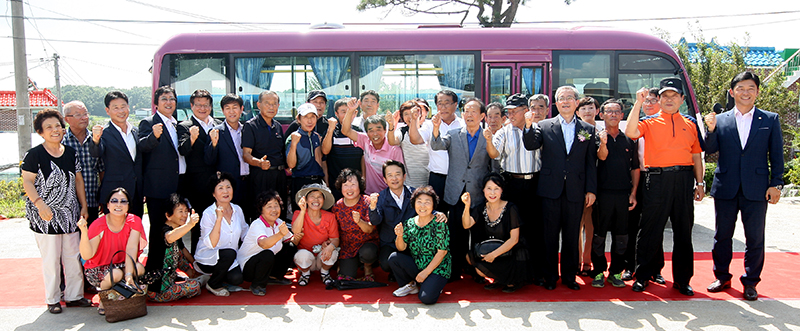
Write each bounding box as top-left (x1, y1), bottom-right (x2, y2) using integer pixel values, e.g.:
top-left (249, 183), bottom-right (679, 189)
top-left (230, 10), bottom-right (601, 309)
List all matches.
top-left (504, 93), bottom-right (529, 109)
top-left (659, 77), bottom-right (684, 95)
top-left (297, 103), bottom-right (318, 117)
top-left (306, 90), bottom-right (328, 103)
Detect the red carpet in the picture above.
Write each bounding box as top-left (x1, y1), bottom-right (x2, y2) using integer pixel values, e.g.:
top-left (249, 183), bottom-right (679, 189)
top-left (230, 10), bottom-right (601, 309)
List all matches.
top-left (3, 252), bottom-right (798, 307)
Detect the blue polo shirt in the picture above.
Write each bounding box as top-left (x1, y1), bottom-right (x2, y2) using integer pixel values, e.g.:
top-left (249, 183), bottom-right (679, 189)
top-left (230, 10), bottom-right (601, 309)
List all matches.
top-left (287, 128), bottom-right (325, 177)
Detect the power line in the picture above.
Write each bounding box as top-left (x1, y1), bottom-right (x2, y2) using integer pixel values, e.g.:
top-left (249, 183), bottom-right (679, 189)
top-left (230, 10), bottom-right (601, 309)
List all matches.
top-left (0, 36), bottom-right (159, 46)
top-left (24, 1), bottom-right (154, 40)
top-left (0, 9), bottom-right (798, 25)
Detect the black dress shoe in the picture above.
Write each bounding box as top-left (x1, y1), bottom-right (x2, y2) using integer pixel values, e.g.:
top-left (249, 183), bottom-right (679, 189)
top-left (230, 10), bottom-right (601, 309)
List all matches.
top-left (563, 281), bottom-right (581, 290)
top-left (673, 283), bottom-right (695, 296)
top-left (707, 279), bottom-right (732, 292)
top-left (743, 285), bottom-right (758, 301)
top-left (652, 274), bottom-right (666, 285)
top-left (484, 282), bottom-right (503, 290)
top-left (65, 297), bottom-right (93, 307)
top-left (531, 278), bottom-right (546, 287)
top-left (268, 276), bottom-right (292, 285)
top-left (543, 282), bottom-right (557, 290)
top-left (632, 280), bottom-right (648, 292)
top-left (620, 270), bottom-right (633, 281)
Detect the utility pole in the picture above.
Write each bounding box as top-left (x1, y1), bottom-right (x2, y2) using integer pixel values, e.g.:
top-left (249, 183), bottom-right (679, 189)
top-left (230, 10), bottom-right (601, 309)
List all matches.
top-left (53, 53), bottom-right (62, 114)
top-left (12, 0), bottom-right (31, 162)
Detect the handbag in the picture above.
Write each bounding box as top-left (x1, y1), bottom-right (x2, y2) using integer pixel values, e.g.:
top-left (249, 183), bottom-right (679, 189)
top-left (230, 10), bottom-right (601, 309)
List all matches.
top-left (474, 238), bottom-right (510, 258)
top-left (98, 250), bottom-right (148, 323)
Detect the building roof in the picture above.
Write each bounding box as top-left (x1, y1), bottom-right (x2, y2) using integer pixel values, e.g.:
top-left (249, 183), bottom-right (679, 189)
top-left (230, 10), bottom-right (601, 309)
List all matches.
top-left (685, 41), bottom-right (785, 67)
top-left (0, 89), bottom-right (59, 108)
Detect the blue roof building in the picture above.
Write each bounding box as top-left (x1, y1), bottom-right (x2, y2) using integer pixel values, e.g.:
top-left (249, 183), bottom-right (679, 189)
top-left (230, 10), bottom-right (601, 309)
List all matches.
top-left (682, 38), bottom-right (785, 67)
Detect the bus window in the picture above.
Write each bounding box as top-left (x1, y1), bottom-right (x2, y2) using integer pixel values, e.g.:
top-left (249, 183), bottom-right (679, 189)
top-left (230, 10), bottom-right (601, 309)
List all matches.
top-left (617, 53), bottom-right (692, 117)
top-left (488, 66), bottom-right (512, 105)
top-left (163, 54), bottom-right (228, 121)
top-left (554, 52), bottom-right (612, 104)
top-left (359, 53), bottom-right (476, 115)
top-left (235, 56), bottom-right (352, 120)
top-left (520, 66), bottom-right (543, 96)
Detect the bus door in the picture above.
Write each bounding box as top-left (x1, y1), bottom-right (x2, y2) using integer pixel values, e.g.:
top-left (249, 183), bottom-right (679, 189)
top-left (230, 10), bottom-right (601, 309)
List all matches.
top-left (485, 62), bottom-right (547, 105)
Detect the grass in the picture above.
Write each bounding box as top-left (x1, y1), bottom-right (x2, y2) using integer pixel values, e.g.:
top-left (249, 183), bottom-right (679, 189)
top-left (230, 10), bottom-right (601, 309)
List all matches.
top-left (0, 178), bottom-right (25, 218)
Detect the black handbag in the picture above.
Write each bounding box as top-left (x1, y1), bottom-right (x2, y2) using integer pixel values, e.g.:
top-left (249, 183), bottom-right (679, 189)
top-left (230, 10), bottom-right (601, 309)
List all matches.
top-left (474, 238), bottom-right (510, 258)
top-left (99, 250), bottom-right (148, 323)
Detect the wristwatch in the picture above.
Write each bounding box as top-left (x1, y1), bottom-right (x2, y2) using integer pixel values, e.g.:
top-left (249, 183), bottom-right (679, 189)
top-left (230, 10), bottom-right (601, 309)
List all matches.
top-left (775, 185), bottom-right (784, 190)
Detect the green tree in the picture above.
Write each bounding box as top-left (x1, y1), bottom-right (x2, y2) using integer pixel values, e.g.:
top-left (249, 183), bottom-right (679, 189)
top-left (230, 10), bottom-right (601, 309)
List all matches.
top-left (58, 85), bottom-right (152, 116)
top-left (357, 0), bottom-right (571, 27)
top-left (669, 30), bottom-right (799, 162)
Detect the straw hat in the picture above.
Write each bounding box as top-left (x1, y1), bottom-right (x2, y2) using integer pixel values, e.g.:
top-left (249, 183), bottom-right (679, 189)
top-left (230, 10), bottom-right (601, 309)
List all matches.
top-left (294, 183), bottom-right (335, 210)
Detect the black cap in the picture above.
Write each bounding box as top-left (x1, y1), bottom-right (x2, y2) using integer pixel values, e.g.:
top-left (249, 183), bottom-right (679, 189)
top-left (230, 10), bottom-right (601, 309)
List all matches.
top-left (659, 77), bottom-right (683, 95)
top-left (504, 93), bottom-right (529, 109)
top-left (306, 90), bottom-right (328, 103)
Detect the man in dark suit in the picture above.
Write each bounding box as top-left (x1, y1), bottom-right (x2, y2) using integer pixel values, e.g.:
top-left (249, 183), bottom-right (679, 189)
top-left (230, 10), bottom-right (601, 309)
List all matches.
top-left (522, 86), bottom-right (597, 290)
top-left (89, 91), bottom-right (143, 216)
top-left (138, 86), bottom-right (182, 287)
top-left (704, 71), bottom-right (784, 301)
top-left (205, 94), bottom-right (248, 207)
top-left (430, 97), bottom-right (492, 282)
top-left (177, 89), bottom-right (221, 252)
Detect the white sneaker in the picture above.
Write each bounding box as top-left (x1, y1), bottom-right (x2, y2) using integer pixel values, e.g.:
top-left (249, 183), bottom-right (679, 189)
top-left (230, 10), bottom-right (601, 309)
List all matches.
top-left (206, 283), bottom-right (230, 297)
top-left (392, 283), bottom-right (419, 297)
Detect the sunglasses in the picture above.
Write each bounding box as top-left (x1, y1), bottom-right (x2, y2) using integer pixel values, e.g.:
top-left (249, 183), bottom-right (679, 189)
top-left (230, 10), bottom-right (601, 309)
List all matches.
top-left (109, 198), bottom-right (129, 205)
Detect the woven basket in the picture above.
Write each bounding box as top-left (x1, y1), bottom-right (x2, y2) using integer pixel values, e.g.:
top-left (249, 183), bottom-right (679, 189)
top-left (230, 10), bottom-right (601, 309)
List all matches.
top-left (99, 288), bottom-right (148, 323)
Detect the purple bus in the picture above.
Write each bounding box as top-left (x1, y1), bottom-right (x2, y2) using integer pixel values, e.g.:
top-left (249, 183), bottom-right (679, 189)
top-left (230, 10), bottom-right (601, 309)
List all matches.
top-left (151, 26), bottom-right (699, 122)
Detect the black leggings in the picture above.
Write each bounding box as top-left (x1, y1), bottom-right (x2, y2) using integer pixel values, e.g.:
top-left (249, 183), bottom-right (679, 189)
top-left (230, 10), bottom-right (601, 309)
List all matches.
top-left (197, 248), bottom-right (243, 289)
top-left (338, 243), bottom-right (378, 278)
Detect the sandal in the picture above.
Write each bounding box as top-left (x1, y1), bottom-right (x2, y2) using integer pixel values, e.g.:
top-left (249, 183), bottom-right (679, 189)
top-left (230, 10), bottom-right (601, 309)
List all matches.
top-left (321, 273), bottom-right (334, 285)
top-left (97, 307), bottom-right (105, 315)
top-left (47, 303), bottom-right (62, 314)
top-left (298, 274), bottom-right (310, 286)
top-left (358, 274), bottom-right (375, 282)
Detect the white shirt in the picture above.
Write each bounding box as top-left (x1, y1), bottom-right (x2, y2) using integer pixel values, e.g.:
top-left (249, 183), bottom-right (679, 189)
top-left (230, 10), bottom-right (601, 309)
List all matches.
top-left (733, 106), bottom-right (755, 149)
top-left (390, 187), bottom-right (405, 209)
top-left (226, 122), bottom-right (249, 176)
top-left (493, 123), bottom-right (541, 174)
top-left (421, 116), bottom-right (465, 174)
top-left (194, 203), bottom-right (248, 270)
top-left (110, 121), bottom-right (137, 161)
top-left (193, 115), bottom-right (215, 134)
top-left (156, 111), bottom-right (186, 174)
top-left (237, 217), bottom-right (291, 268)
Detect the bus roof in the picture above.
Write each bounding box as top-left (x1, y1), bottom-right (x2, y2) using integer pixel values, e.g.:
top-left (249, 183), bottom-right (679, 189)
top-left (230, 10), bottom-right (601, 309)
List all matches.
top-left (154, 27), bottom-right (676, 57)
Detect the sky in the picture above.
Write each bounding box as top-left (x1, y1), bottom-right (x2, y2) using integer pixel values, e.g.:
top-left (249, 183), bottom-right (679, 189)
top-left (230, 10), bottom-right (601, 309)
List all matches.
top-left (1, 0), bottom-right (799, 90)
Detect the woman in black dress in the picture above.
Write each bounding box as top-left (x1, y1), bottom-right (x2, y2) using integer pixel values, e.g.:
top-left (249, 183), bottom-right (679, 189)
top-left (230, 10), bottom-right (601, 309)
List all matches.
top-left (460, 173), bottom-right (526, 293)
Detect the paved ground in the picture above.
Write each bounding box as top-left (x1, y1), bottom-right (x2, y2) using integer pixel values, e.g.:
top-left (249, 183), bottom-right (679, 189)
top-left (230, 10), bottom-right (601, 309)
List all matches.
top-left (2, 197), bottom-right (800, 331)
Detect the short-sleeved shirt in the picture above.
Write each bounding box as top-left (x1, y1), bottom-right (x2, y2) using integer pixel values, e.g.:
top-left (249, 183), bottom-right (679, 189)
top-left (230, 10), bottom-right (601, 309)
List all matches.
top-left (83, 214), bottom-right (148, 270)
top-left (395, 124), bottom-right (430, 189)
top-left (597, 132), bottom-right (639, 192)
top-left (492, 124), bottom-right (541, 174)
top-left (332, 196), bottom-right (379, 259)
top-left (635, 112), bottom-right (703, 167)
top-left (353, 132), bottom-right (404, 194)
top-left (286, 128), bottom-right (324, 177)
top-left (242, 115), bottom-right (285, 172)
top-left (420, 117), bottom-right (464, 174)
top-left (402, 216), bottom-right (451, 279)
top-left (21, 144), bottom-right (82, 234)
top-left (237, 216), bottom-right (293, 268)
top-left (326, 123), bottom-right (363, 183)
top-left (292, 210), bottom-right (338, 252)
top-left (63, 129), bottom-right (104, 207)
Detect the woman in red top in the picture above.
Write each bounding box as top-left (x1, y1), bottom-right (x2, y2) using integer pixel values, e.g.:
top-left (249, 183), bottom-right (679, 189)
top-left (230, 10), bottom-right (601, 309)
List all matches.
top-left (291, 183), bottom-right (339, 286)
top-left (78, 187), bottom-right (147, 315)
top-left (332, 168), bottom-right (379, 281)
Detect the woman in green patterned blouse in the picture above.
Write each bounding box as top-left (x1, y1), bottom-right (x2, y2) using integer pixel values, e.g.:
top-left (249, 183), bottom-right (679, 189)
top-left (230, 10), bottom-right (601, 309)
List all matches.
top-left (387, 186), bottom-right (451, 304)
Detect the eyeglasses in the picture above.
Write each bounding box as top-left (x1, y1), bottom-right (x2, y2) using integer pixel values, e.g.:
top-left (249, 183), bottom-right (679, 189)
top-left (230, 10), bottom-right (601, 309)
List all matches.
top-left (65, 113), bottom-right (89, 118)
top-left (557, 96), bottom-right (576, 102)
top-left (644, 99), bottom-right (658, 104)
top-left (436, 102), bottom-right (456, 107)
top-left (193, 104), bottom-right (212, 109)
top-left (603, 110), bottom-right (623, 114)
top-left (159, 97), bottom-right (177, 102)
top-left (109, 198), bottom-right (129, 205)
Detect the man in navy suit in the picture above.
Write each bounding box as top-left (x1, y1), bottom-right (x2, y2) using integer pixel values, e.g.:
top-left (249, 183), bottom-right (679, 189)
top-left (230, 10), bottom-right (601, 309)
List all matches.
top-left (704, 71), bottom-right (784, 301)
top-left (90, 91), bottom-right (143, 217)
top-left (138, 85), bottom-right (183, 287)
top-left (205, 94), bottom-right (248, 207)
top-left (522, 86), bottom-right (597, 290)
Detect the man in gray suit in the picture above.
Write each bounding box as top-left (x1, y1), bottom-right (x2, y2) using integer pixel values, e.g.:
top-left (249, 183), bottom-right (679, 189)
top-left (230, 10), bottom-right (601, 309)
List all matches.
top-left (431, 97), bottom-right (493, 282)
